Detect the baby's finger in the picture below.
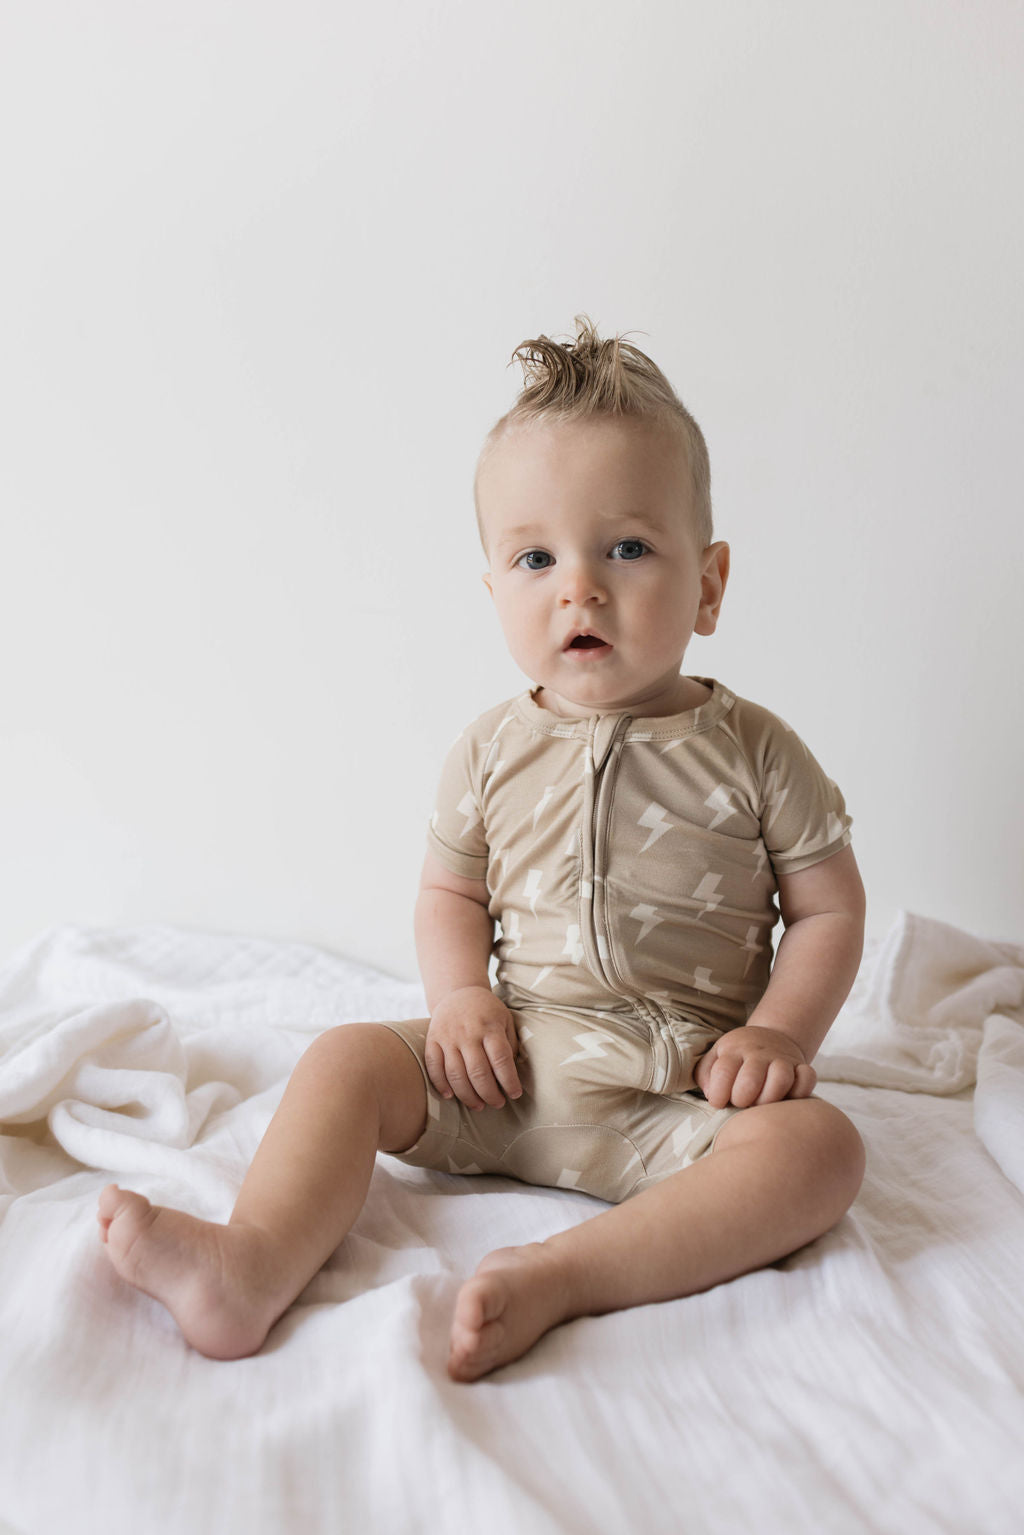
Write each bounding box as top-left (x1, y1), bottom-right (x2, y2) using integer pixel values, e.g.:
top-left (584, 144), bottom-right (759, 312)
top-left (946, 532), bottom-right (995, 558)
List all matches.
top-left (791, 1062), bottom-right (817, 1099)
top-left (443, 1048), bottom-right (488, 1111)
top-left (424, 1038), bottom-right (454, 1101)
top-left (484, 1032), bottom-right (523, 1101)
top-left (704, 1052), bottom-right (739, 1109)
top-left (693, 1046), bottom-right (717, 1098)
top-left (462, 1044), bottom-right (505, 1109)
top-left (756, 1058), bottom-right (797, 1106)
top-left (730, 1057), bottom-right (769, 1108)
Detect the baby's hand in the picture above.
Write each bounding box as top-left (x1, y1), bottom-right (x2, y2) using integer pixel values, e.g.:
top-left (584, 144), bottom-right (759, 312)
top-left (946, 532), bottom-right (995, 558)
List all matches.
top-left (425, 987), bottom-right (522, 1112)
top-left (693, 1026), bottom-right (816, 1110)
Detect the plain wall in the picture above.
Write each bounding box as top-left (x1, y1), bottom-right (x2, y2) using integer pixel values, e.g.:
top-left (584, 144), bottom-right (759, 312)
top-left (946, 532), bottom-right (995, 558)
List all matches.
top-left (2, 1), bottom-right (1022, 980)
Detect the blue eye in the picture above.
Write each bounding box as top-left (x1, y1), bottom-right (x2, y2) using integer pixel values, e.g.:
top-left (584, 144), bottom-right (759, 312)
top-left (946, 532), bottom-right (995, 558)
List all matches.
top-left (613, 539), bottom-right (648, 561)
top-left (517, 550), bottom-right (553, 570)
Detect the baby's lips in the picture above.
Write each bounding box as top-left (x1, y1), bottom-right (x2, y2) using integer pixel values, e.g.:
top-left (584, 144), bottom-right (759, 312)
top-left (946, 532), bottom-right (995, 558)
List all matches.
top-left (564, 630), bottom-right (612, 650)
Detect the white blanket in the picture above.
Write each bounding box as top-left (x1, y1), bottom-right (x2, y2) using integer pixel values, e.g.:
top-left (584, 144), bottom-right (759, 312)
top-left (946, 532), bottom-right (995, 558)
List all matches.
top-left (1, 914), bottom-right (1023, 1534)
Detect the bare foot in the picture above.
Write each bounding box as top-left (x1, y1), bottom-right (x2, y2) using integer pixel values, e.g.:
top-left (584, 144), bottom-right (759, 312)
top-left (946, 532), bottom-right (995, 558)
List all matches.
top-left (448, 1242), bottom-right (575, 1382)
top-left (97, 1185), bottom-right (297, 1360)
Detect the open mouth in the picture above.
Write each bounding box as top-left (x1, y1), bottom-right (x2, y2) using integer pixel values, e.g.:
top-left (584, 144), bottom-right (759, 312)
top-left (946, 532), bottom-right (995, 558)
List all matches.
top-left (564, 631), bottom-right (613, 656)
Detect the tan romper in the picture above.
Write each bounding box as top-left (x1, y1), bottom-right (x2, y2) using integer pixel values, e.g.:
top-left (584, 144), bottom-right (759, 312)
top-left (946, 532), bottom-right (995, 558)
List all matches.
top-left (383, 678), bottom-right (852, 1203)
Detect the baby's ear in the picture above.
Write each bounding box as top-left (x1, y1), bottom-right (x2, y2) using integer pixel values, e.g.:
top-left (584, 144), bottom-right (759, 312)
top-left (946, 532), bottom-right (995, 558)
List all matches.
top-left (695, 541), bottom-right (730, 635)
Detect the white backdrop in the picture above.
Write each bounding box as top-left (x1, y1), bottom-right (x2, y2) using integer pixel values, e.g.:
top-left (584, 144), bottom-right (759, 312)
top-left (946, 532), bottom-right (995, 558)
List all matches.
top-left (2, 1), bottom-right (1022, 980)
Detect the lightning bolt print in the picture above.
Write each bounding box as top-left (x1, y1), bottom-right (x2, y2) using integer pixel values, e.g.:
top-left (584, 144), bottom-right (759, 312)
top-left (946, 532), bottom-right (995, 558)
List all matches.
top-left (705, 785), bottom-right (740, 831)
top-left (483, 713), bottom-right (515, 774)
top-left (561, 924), bottom-right (585, 966)
top-left (692, 873), bottom-right (723, 918)
top-left (455, 791), bottom-right (481, 837)
top-left (501, 911), bottom-right (523, 953)
top-left (762, 768), bottom-right (789, 818)
top-left (826, 811), bottom-right (847, 844)
top-left (560, 1031), bottom-right (610, 1066)
top-left (630, 904), bottom-right (664, 944)
top-left (638, 802), bottom-right (676, 852)
top-left (523, 868), bottom-right (544, 915)
top-left (533, 786), bottom-right (555, 828)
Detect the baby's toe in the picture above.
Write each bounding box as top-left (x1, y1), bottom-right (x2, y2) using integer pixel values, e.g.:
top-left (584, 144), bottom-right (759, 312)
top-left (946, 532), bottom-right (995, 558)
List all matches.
top-left (98, 1186), bottom-right (156, 1265)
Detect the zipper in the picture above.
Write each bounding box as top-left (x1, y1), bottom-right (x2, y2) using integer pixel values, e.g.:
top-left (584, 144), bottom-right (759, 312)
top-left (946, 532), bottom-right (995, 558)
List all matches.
top-left (579, 712), bottom-right (633, 994)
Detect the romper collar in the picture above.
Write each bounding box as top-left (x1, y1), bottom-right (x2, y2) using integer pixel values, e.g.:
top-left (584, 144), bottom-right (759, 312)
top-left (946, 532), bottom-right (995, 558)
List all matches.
top-left (514, 677), bottom-right (736, 742)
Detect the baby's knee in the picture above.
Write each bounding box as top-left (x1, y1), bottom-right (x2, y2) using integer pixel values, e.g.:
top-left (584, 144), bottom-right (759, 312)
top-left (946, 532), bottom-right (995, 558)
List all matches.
top-left (720, 1096), bottom-right (865, 1202)
top-left (301, 1020), bottom-right (417, 1083)
top-left (791, 1098), bottom-right (865, 1206)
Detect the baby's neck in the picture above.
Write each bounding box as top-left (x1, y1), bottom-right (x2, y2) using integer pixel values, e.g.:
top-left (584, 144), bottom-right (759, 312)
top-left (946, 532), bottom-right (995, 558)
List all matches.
top-left (533, 676), bottom-right (712, 720)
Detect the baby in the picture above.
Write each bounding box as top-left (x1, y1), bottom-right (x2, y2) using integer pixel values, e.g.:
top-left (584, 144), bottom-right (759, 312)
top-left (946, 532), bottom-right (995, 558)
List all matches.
top-left (98, 316), bottom-right (866, 1382)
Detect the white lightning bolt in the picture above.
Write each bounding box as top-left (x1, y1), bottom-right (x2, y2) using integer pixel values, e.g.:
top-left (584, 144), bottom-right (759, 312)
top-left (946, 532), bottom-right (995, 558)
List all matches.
top-left (826, 812), bottom-right (847, 844)
top-left (630, 903), bottom-right (664, 943)
top-left (692, 966), bottom-right (722, 994)
top-left (523, 868), bottom-right (544, 915)
top-left (456, 791), bottom-right (481, 837)
top-left (561, 923), bottom-right (585, 965)
top-left (556, 1168), bottom-right (583, 1189)
top-left (705, 784), bottom-right (740, 831)
top-left (528, 965), bottom-right (553, 991)
top-left (692, 873), bottom-right (723, 918)
top-left (762, 768), bottom-right (789, 818)
top-left (533, 786), bottom-right (555, 828)
top-left (672, 1121), bottom-right (701, 1161)
top-left (751, 842), bottom-right (770, 882)
top-left (741, 924), bottom-right (761, 976)
top-left (483, 714), bottom-right (515, 773)
top-left (561, 1031), bottom-right (609, 1065)
top-left (638, 801), bottom-right (676, 852)
top-left (502, 911), bottom-right (523, 952)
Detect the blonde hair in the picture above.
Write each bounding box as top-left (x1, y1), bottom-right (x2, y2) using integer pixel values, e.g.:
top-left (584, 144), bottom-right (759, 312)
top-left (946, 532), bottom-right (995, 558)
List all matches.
top-left (474, 314), bottom-right (712, 550)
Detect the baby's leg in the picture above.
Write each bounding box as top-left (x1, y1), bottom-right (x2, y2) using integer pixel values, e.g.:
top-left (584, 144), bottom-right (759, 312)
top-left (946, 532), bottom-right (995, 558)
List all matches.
top-left (448, 1097), bottom-right (864, 1381)
top-left (98, 1023), bottom-right (428, 1358)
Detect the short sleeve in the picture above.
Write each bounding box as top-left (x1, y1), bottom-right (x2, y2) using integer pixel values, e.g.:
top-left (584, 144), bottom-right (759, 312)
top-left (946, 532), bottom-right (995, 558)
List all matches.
top-left (425, 729), bottom-right (490, 880)
top-left (758, 716), bottom-right (853, 876)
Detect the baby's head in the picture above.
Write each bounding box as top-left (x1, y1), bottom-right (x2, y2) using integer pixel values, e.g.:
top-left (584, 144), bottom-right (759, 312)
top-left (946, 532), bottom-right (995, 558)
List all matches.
top-left (474, 316), bottom-right (729, 719)
top-left (474, 314), bottom-right (713, 556)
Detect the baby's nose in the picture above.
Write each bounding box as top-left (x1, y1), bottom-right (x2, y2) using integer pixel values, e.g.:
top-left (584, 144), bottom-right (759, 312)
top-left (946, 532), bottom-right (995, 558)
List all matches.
top-left (558, 560), bottom-right (607, 604)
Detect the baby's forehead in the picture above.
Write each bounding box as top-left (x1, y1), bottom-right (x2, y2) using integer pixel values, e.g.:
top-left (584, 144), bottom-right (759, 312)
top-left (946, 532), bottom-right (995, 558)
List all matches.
top-left (477, 415), bottom-right (695, 546)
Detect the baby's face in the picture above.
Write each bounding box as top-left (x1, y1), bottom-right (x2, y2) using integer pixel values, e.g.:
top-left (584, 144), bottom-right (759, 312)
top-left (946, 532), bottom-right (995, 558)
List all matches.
top-left (478, 417), bottom-right (729, 719)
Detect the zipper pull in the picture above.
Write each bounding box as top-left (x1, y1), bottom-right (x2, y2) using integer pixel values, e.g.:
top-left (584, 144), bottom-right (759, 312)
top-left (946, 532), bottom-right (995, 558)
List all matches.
top-left (592, 714), bottom-right (631, 773)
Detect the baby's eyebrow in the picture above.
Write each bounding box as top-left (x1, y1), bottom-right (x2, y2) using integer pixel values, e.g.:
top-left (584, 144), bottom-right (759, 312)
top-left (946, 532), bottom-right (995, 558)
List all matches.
top-left (495, 523), bottom-right (543, 549)
top-left (495, 513), bottom-right (667, 550)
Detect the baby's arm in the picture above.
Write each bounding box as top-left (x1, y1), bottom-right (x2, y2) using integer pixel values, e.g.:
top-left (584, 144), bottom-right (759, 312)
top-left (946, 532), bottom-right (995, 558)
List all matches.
top-left (414, 849), bottom-right (522, 1112)
top-left (694, 844), bottom-right (865, 1109)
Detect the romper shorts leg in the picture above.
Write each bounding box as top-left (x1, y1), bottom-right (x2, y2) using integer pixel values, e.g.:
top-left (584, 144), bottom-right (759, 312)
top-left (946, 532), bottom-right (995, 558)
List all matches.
top-left (378, 1005), bottom-right (739, 1205)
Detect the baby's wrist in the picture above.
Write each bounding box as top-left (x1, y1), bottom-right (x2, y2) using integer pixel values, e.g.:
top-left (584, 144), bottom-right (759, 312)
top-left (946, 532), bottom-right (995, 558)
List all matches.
top-left (427, 980), bottom-right (494, 1012)
top-left (739, 1018), bottom-right (812, 1060)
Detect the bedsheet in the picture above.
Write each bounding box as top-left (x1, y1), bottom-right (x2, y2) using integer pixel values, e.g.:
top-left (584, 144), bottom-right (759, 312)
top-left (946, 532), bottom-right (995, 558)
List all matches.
top-left (1, 912), bottom-right (1023, 1535)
